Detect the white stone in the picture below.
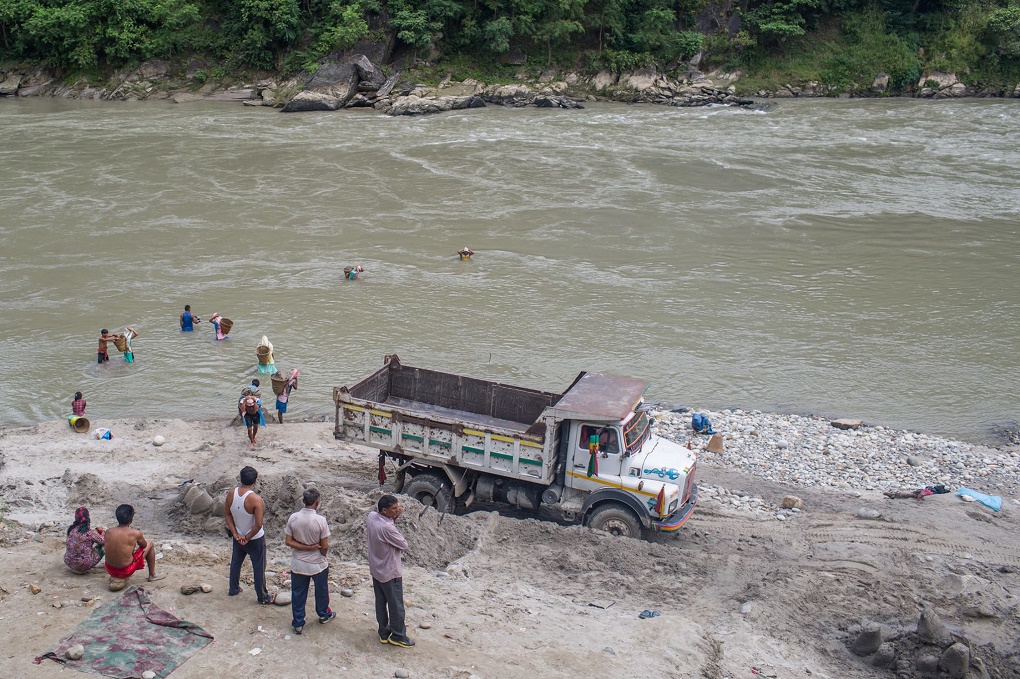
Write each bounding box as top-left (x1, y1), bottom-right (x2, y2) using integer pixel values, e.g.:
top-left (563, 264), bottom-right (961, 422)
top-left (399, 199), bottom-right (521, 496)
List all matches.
top-left (152, 435), bottom-right (166, 446)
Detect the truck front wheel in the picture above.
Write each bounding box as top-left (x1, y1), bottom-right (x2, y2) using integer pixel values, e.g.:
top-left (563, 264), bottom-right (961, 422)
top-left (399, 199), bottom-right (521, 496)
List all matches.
top-left (587, 504), bottom-right (641, 538)
top-left (404, 473), bottom-right (452, 512)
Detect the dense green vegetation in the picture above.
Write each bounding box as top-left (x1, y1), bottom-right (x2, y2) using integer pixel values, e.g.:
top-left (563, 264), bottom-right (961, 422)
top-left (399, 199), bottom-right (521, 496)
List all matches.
top-left (2, 0), bottom-right (1019, 92)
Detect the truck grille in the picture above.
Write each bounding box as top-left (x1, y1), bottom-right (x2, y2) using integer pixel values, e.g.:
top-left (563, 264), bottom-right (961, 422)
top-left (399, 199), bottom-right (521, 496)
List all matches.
top-left (683, 461), bottom-right (697, 503)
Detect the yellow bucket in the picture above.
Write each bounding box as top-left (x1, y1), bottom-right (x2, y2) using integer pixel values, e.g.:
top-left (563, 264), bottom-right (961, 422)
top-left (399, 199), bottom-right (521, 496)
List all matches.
top-left (68, 415), bottom-right (90, 433)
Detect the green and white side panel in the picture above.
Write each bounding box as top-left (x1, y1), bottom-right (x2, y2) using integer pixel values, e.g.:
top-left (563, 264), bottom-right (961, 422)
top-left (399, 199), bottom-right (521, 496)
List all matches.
top-left (340, 403), bottom-right (551, 483)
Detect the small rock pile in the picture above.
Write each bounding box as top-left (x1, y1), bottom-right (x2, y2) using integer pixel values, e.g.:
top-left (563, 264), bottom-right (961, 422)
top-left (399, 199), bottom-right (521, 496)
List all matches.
top-left (848, 607), bottom-right (1001, 678)
top-left (651, 409), bottom-right (1020, 495)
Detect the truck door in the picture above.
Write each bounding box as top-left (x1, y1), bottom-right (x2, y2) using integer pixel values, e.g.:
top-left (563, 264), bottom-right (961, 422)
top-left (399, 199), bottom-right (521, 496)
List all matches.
top-left (577, 424), bottom-right (623, 478)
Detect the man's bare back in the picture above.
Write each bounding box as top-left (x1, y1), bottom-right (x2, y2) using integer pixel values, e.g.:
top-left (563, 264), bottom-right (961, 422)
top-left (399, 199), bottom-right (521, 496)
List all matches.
top-left (104, 525), bottom-right (146, 568)
top-left (104, 505), bottom-right (164, 582)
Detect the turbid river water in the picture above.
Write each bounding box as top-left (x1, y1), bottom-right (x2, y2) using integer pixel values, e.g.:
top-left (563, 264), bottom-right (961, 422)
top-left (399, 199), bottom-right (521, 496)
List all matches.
top-left (1, 97), bottom-right (1017, 442)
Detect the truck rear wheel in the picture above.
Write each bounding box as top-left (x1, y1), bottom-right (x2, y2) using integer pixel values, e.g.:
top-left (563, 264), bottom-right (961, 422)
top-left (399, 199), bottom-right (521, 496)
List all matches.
top-left (587, 504), bottom-right (641, 538)
top-left (404, 473), bottom-right (452, 512)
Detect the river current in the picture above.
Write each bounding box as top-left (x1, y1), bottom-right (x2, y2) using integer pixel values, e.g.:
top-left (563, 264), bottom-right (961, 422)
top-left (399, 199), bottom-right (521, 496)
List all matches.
top-left (1, 97), bottom-right (1017, 442)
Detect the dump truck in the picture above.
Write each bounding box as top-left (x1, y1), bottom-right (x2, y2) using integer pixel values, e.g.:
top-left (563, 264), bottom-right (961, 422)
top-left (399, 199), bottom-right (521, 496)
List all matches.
top-left (333, 355), bottom-right (698, 538)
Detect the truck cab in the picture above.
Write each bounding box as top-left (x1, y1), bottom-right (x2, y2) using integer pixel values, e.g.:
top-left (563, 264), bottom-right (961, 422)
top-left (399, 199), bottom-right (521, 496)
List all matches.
top-left (548, 372), bottom-right (698, 537)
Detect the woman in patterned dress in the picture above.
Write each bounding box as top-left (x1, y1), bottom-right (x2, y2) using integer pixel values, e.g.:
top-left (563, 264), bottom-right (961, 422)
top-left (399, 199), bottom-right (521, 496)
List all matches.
top-left (64, 507), bottom-right (106, 574)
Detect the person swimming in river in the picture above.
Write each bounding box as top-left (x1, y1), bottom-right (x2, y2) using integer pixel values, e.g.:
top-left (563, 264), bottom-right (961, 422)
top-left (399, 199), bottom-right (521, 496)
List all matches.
top-left (343, 265), bottom-right (364, 281)
top-left (457, 246), bottom-right (475, 260)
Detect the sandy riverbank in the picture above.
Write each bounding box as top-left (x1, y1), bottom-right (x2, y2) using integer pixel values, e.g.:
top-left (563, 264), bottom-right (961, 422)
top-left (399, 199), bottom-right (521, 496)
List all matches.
top-left (1, 416), bottom-right (1019, 679)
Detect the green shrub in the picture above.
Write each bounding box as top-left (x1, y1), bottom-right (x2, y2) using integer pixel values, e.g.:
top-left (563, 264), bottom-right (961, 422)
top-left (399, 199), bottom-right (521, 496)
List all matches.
top-left (587, 48), bottom-right (655, 71)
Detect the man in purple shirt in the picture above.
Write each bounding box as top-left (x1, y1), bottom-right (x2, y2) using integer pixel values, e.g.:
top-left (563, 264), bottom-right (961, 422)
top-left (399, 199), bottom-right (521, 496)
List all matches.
top-left (366, 494), bottom-right (413, 647)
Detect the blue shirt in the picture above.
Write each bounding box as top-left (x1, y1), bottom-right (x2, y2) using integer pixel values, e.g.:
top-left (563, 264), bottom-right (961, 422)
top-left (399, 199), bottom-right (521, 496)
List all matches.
top-left (181, 311), bottom-right (194, 331)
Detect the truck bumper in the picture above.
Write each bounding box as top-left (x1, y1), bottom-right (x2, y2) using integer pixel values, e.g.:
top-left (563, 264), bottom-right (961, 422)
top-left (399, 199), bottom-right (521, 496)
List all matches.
top-left (651, 485), bottom-right (698, 533)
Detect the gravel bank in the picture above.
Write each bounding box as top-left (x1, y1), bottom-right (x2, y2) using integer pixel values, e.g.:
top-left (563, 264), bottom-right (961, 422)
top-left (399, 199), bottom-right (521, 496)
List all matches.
top-left (651, 408), bottom-right (1020, 497)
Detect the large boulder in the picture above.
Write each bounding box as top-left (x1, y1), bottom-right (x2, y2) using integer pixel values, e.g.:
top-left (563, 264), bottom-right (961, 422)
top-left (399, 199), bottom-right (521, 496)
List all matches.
top-left (618, 68), bottom-right (660, 91)
top-left (872, 74), bottom-right (889, 94)
top-left (282, 91), bottom-right (348, 112)
top-left (17, 66), bottom-right (56, 96)
top-left (533, 95), bottom-right (583, 109)
top-left (0, 73), bottom-right (23, 96)
top-left (947, 82), bottom-right (967, 97)
top-left (351, 54), bottom-right (385, 87)
top-left (590, 71), bottom-right (617, 91)
top-left (919, 71), bottom-right (958, 89)
top-left (282, 60), bottom-right (360, 112)
top-left (482, 84), bottom-right (534, 107)
top-left (386, 95), bottom-right (485, 116)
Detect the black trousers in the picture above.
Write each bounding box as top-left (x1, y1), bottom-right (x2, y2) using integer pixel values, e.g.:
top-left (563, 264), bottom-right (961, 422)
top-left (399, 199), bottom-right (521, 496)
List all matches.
top-left (373, 576), bottom-right (406, 640)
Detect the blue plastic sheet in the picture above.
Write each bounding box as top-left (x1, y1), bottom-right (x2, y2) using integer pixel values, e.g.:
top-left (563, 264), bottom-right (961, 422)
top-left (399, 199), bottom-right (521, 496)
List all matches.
top-left (956, 487), bottom-right (1002, 511)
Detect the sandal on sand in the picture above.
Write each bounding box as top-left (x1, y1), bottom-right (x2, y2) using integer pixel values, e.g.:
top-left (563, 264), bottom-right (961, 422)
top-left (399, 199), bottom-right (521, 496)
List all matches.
top-left (259, 594), bottom-right (277, 605)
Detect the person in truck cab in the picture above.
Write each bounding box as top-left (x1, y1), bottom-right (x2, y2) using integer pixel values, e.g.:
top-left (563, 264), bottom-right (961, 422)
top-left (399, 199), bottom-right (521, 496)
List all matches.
top-left (581, 425), bottom-right (620, 455)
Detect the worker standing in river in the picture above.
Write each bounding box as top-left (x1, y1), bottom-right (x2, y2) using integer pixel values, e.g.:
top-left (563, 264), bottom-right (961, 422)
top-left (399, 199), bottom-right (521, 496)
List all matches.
top-left (123, 326), bottom-right (139, 363)
top-left (98, 329), bottom-right (120, 364)
top-left (276, 369), bottom-right (299, 424)
top-left (180, 305), bottom-right (200, 331)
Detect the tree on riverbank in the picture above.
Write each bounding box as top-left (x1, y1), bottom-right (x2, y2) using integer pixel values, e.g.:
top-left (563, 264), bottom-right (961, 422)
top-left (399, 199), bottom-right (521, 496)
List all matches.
top-left (1, 0), bottom-right (1019, 93)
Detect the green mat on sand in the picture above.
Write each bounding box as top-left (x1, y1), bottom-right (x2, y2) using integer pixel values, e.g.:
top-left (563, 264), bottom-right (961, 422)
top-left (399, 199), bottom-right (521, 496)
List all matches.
top-left (35, 586), bottom-right (213, 679)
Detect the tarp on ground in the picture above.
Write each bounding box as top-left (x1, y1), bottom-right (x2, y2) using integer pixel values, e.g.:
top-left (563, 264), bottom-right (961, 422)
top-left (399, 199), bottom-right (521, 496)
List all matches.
top-left (35, 586), bottom-right (213, 679)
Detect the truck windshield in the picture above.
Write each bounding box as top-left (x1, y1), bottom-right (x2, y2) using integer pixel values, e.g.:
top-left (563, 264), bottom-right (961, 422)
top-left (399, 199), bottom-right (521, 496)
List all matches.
top-left (623, 410), bottom-right (651, 455)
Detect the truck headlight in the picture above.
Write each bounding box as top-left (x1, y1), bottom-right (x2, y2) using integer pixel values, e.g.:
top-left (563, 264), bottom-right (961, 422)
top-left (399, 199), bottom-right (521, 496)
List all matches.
top-left (669, 499), bottom-right (678, 513)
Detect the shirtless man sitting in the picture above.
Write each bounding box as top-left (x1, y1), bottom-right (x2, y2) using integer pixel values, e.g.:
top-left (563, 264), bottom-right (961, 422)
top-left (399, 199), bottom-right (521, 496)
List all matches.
top-left (104, 504), bottom-right (165, 589)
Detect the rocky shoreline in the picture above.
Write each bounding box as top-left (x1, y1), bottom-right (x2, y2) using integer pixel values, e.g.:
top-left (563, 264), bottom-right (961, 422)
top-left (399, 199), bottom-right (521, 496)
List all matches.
top-left (5, 52), bottom-right (1019, 116)
top-left (649, 406), bottom-right (1020, 518)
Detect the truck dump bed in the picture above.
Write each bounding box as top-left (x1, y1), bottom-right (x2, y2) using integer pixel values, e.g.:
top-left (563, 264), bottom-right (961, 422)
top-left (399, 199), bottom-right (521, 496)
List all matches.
top-left (334, 356), bottom-right (563, 483)
top-left (344, 355), bottom-right (559, 435)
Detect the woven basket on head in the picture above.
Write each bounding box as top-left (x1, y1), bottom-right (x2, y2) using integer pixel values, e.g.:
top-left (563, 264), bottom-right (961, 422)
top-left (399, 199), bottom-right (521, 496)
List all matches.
top-left (271, 373), bottom-right (288, 395)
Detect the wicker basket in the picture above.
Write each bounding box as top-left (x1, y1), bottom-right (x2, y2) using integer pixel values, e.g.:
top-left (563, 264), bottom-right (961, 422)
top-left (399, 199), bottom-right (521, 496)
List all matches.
top-left (113, 336), bottom-right (128, 352)
top-left (218, 318), bottom-right (233, 335)
top-left (271, 372), bottom-right (287, 395)
top-left (257, 345), bottom-right (272, 365)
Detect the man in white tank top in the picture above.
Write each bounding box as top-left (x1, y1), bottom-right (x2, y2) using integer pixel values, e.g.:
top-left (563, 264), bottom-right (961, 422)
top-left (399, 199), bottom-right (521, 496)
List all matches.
top-left (224, 466), bottom-right (274, 604)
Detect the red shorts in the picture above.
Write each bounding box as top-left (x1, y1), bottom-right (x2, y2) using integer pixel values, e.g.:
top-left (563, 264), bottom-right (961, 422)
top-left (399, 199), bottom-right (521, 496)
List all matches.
top-left (105, 547), bottom-right (145, 579)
